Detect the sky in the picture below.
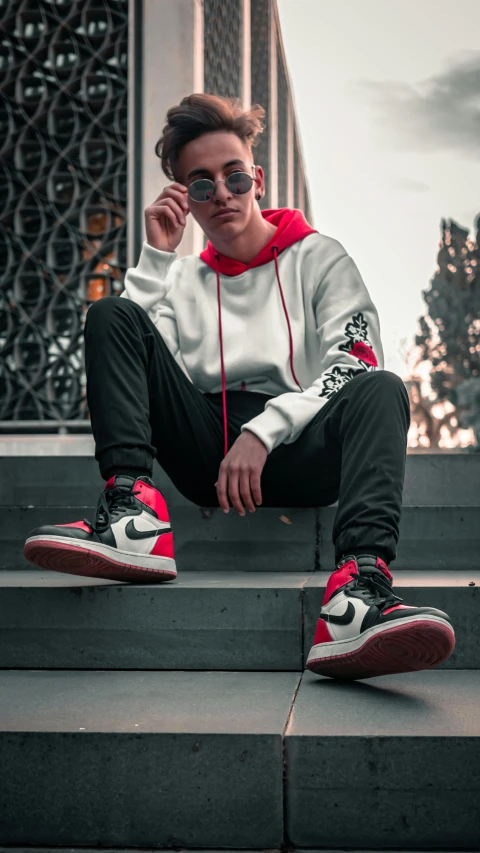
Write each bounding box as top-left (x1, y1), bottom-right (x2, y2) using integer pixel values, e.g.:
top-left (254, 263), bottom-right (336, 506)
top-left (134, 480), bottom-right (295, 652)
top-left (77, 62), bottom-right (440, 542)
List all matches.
top-left (276, 0), bottom-right (480, 377)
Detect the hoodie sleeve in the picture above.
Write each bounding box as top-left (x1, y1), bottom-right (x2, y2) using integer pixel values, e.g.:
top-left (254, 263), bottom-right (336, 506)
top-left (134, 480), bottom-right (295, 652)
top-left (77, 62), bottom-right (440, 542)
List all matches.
top-left (241, 252), bottom-right (384, 453)
top-left (120, 240), bottom-right (180, 357)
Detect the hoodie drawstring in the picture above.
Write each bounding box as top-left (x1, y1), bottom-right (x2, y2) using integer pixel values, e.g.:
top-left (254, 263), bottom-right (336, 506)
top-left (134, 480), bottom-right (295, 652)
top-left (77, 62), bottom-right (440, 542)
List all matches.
top-left (215, 246), bottom-right (303, 459)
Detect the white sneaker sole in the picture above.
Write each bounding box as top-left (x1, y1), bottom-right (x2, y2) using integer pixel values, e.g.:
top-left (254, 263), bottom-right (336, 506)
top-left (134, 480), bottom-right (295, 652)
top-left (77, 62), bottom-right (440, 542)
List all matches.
top-left (24, 534), bottom-right (177, 583)
top-left (306, 614), bottom-right (456, 679)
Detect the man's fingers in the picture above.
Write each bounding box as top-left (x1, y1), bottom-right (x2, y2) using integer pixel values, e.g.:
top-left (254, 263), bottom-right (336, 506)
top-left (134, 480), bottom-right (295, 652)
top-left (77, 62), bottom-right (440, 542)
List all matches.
top-left (160, 197), bottom-right (187, 226)
top-left (250, 470), bottom-right (263, 506)
top-left (216, 468), bottom-right (229, 512)
top-left (227, 467), bottom-right (245, 516)
top-left (239, 468), bottom-right (256, 512)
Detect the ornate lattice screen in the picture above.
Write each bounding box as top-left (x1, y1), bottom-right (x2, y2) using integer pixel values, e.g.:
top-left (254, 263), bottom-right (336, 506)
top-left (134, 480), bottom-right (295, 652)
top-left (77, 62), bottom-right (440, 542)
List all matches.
top-left (0, 0), bottom-right (128, 425)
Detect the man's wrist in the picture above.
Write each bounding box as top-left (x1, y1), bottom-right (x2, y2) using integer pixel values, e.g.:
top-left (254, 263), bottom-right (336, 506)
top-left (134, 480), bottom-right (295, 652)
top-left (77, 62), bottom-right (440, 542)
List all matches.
top-left (240, 428), bottom-right (268, 453)
top-left (145, 240), bottom-right (175, 254)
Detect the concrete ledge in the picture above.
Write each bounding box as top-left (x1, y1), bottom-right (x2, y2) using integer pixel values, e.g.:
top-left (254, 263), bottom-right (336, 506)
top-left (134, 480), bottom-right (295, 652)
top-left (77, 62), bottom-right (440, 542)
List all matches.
top-left (3, 503), bottom-right (479, 572)
top-left (0, 570), bottom-right (478, 670)
top-left (0, 670), bottom-right (298, 847)
top-left (319, 505), bottom-right (480, 570)
top-left (0, 457), bottom-right (189, 508)
top-left (286, 670), bottom-right (480, 848)
top-left (1, 448), bottom-right (480, 507)
top-left (1, 669), bottom-right (479, 848)
top-left (0, 849), bottom-right (474, 853)
top-left (0, 505), bottom-right (317, 572)
top-left (0, 570), bottom-right (308, 670)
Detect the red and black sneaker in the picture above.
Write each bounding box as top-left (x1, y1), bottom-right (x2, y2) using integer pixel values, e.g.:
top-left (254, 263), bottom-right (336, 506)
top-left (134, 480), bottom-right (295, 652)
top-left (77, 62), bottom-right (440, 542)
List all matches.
top-left (24, 475), bottom-right (176, 583)
top-left (306, 554), bottom-right (455, 679)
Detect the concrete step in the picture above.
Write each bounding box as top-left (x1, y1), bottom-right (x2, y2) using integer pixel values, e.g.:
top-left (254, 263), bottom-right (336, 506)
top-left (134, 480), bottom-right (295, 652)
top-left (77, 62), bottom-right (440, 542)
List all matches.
top-left (2, 504), bottom-right (479, 571)
top-left (286, 669), bottom-right (480, 849)
top-left (0, 669), bottom-right (479, 848)
top-left (0, 850), bottom-right (470, 853)
top-left (0, 669), bottom-right (295, 849)
top-left (1, 504), bottom-right (316, 571)
top-left (0, 850), bottom-right (471, 853)
top-left (0, 570), bottom-right (477, 670)
top-left (1, 442), bottom-right (480, 507)
top-left (318, 504), bottom-right (480, 571)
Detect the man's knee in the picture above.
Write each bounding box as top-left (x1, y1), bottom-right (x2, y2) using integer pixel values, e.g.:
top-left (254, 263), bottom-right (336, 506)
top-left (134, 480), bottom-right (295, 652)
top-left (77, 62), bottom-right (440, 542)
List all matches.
top-left (85, 295), bottom-right (142, 333)
top-left (356, 369), bottom-right (410, 407)
top-left (354, 368), bottom-right (405, 390)
top-left (367, 368), bottom-right (405, 388)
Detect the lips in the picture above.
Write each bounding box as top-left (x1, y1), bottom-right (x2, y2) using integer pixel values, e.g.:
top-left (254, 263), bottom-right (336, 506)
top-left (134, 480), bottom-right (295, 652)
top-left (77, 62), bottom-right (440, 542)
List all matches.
top-left (214, 209), bottom-right (238, 218)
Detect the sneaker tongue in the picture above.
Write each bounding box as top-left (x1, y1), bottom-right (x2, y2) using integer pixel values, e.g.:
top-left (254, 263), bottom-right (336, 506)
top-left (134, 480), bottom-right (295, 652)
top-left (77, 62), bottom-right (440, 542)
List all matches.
top-left (356, 567), bottom-right (394, 602)
top-left (105, 474), bottom-right (156, 492)
top-left (355, 554), bottom-right (378, 571)
top-left (106, 475), bottom-right (136, 491)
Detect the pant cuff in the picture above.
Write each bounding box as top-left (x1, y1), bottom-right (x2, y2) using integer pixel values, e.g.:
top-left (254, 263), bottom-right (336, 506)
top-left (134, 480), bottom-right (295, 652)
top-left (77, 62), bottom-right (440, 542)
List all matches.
top-left (96, 447), bottom-right (155, 481)
top-left (334, 547), bottom-right (393, 566)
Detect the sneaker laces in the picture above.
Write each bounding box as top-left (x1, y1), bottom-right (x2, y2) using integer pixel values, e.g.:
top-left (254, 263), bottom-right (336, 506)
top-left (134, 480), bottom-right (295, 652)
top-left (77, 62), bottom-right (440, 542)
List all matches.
top-left (85, 485), bottom-right (141, 534)
top-left (350, 567), bottom-right (404, 610)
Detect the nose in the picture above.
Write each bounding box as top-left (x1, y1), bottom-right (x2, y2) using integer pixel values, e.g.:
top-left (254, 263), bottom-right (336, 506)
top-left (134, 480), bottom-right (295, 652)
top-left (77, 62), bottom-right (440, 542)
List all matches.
top-left (214, 180), bottom-right (231, 202)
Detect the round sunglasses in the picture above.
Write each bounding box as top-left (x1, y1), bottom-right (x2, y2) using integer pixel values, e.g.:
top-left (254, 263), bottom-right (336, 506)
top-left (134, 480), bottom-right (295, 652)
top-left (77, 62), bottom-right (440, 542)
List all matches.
top-left (187, 168), bottom-right (256, 203)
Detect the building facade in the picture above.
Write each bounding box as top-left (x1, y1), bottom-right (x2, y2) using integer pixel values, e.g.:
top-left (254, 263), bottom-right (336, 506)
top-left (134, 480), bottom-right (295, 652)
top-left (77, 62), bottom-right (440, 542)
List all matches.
top-left (142, 0), bottom-right (313, 258)
top-left (0, 0), bottom-right (312, 428)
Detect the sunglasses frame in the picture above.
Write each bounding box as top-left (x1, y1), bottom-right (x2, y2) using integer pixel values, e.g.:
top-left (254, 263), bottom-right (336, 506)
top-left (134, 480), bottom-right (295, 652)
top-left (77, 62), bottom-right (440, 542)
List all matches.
top-left (187, 164), bottom-right (257, 202)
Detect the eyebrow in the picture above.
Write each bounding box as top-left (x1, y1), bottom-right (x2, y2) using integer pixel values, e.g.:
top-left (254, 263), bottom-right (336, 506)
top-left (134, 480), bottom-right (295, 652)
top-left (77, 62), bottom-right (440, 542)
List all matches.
top-left (186, 159), bottom-right (246, 180)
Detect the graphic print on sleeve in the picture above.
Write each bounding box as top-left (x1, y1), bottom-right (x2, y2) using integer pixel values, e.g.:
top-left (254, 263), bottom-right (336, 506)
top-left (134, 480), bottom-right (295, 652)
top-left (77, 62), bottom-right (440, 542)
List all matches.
top-left (319, 312), bottom-right (379, 401)
top-left (338, 312), bottom-right (378, 369)
top-left (319, 365), bottom-right (365, 398)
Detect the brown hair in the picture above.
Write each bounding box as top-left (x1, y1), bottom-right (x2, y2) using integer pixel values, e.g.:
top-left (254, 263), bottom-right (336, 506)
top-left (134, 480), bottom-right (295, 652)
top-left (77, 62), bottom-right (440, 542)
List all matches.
top-left (155, 93), bottom-right (266, 181)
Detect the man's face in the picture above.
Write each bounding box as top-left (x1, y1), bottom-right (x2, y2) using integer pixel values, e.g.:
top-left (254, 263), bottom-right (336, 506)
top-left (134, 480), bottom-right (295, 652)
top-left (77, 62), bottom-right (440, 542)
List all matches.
top-left (176, 131), bottom-right (264, 240)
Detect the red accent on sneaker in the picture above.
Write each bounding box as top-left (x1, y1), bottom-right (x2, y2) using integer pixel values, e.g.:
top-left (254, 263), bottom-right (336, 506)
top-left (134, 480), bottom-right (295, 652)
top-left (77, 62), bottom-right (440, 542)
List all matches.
top-left (56, 521), bottom-right (92, 532)
top-left (376, 556), bottom-right (393, 581)
top-left (134, 479), bottom-right (170, 522)
top-left (382, 604), bottom-right (409, 615)
top-left (323, 559), bottom-right (358, 605)
top-left (151, 531), bottom-right (174, 559)
top-left (313, 618), bottom-right (334, 646)
top-left (105, 476), bottom-right (116, 490)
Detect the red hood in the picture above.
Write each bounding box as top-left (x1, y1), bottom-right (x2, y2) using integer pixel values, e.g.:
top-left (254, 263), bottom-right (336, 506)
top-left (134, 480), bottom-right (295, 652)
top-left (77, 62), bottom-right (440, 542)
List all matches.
top-left (200, 207), bottom-right (317, 276)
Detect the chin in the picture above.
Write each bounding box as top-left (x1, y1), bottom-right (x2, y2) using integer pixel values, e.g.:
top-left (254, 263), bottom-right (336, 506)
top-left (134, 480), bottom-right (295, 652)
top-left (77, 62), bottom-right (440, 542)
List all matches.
top-left (208, 216), bottom-right (243, 238)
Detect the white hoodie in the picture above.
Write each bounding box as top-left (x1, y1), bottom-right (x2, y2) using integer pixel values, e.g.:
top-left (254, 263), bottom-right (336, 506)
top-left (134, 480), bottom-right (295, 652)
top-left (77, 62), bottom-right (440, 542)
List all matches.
top-left (121, 207), bottom-right (384, 455)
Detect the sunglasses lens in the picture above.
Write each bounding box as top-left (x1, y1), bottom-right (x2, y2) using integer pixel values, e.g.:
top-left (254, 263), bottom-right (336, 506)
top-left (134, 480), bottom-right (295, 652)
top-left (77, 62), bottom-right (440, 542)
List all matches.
top-left (188, 179), bottom-right (215, 202)
top-left (225, 172), bottom-right (253, 194)
top-left (225, 172), bottom-right (253, 195)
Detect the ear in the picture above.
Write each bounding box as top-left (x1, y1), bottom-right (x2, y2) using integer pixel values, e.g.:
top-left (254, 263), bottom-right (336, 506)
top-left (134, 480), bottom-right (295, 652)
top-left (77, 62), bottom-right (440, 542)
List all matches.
top-left (253, 163), bottom-right (265, 199)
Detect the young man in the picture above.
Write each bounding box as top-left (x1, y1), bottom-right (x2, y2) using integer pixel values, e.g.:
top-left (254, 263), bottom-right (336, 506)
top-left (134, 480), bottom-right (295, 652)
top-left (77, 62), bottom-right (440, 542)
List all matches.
top-left (24, 94), bottom-right (455, 679)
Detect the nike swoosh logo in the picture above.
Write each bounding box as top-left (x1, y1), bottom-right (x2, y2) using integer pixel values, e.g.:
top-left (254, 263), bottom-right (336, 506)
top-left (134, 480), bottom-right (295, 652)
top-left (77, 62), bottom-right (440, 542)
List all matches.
top-left (125, 519), bottom-right (172, 540)
top-left (319, 601), bottom-right (356, 625)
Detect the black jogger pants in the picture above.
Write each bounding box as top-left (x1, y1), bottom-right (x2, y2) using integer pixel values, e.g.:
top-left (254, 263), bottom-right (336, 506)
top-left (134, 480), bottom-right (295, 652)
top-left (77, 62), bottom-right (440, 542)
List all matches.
top-left (84, 296), bottom-right (411, 564)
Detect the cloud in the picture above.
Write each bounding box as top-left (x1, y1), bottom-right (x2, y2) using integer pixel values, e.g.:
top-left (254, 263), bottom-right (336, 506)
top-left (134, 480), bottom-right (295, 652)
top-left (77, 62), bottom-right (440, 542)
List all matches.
top-left (354, 51), bottom-right (480, 159)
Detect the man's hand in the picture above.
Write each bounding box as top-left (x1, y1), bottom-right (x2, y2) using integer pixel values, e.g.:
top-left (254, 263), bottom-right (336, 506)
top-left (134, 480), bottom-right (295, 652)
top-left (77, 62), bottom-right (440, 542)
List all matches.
top-left (215, 431), bottom-right (268, 515)
top-left (145, 182), bottom-right (190, 253)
